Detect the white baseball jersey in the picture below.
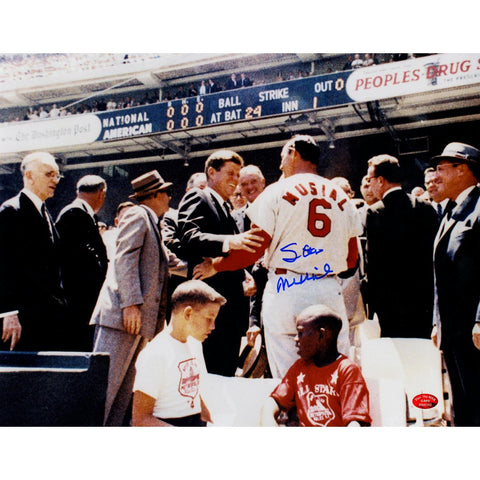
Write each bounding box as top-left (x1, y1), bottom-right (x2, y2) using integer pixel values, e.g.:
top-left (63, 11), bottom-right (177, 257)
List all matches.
top-left (247, 173), bottom-right (362, 275)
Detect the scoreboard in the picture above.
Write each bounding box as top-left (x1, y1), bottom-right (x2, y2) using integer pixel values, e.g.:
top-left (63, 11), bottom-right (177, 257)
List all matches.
top-left (97, 71), bottom-right (353, 141)
top-left (96, 53), bottom-right (480, 142)
top-left (2, 54), bottom-right (479, 155)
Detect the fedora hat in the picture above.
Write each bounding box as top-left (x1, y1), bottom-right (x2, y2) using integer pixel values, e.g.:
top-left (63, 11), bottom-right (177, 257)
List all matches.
top-left (431, 142), bottom-right (480, 167)
top-left (129, 170), bottom-right (173, 200)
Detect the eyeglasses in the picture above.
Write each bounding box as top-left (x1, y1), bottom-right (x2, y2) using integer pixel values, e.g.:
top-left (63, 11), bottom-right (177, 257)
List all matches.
top-left (435, 163), bottom-right (461, 173)
top-left (44, 172), bottom-right (63, 180)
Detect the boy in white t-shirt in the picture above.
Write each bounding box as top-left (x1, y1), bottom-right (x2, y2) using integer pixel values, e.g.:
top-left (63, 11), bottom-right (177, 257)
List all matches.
top-left (132, 280), bottom-right (226, 426)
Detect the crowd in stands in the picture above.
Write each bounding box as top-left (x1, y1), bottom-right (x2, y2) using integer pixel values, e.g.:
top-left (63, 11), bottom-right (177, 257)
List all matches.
top-left (0, 53), bottom-right (163, 84)
top-left (20, 95), bottom-right (157, 121)
top-left (342, 53), bottom-right (424, 70)
top-left (0, 53), bottom-right (425, 125)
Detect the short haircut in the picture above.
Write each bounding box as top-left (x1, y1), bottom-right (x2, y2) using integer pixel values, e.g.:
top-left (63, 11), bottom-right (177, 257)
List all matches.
top-left (171, 280), bottom-right (226, 312)
top-left (298, 304), bottom-right (343, 338)
top-left (116, 201), bottom-right (135, 217)
top-left (186, 172), bottom-right (207, 190)
top-left (205, 150), bottom-right (244, 178)
top-left (411, 186), bottom-right (425, 196)
top-left (77, 175), bottom-right (106, 193)
top-left (288, 134), bottom-right (321, 165)
top-left (360, 175), bottom-right (369, 187)
top-left (368, 154), bottom-right (402, 183)
top-left (331, 177), bottom-right (354, 197)
top-left (20, 151), bottom-right (57, 175)
top-left (239, 164), bottom-right (265, 180)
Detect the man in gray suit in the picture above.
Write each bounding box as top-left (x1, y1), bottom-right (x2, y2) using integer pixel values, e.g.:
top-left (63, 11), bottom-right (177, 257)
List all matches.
top-left (91, 170), bottom-right (186, 426)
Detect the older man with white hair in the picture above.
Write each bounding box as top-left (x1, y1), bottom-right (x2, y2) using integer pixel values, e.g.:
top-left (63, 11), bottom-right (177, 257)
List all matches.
top-left (0, 151), bottom-right (68, 351)
top-left (232, 164), bottom-right (266, 233)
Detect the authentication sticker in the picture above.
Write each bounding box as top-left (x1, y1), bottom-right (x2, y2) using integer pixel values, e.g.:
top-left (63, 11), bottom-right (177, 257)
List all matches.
top-left (412, 393), bottom-right (438, 409)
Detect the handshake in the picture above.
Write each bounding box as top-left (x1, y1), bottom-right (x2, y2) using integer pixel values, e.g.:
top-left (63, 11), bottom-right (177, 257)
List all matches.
top-left (193, 228), bottom-right (265, 280)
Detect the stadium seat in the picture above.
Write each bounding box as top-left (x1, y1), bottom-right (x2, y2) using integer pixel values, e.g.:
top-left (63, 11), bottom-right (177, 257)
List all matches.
top-left (360, 338), bottom-right (446, 426)
top-left (204, 374), bottom-right (280, 426)
top-left (0, 351), bottom-right (109, 426)
top-left (364, 376), bottom-right (406, 426)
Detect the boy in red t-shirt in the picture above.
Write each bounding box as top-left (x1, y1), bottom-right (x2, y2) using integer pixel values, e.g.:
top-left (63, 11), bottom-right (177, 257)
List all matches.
top-left (261, 304), bottom-right (371, 427)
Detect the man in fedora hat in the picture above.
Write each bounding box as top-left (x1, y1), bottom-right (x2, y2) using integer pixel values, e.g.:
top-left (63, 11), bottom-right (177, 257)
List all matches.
top-left (91, 170), bottom-right (187, 426)
top-left (430, 142), bottom-right (480, 426)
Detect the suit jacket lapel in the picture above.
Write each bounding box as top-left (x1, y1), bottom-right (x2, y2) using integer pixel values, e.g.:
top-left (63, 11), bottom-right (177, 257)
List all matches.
top-left (141, 205), bottom-right (161, 243)
top-left (434, 186), bottom-right (480, 251)
top-left (141, 205), bottom-right (167, 262)
top-left (46, 207), bottom-right (60, 244)
top-left (20, 192), bottom-right (56, 244)
top-left (207, 192), bottom-right (226, 224)
top-left (209, 193), bottom-right (240, 234)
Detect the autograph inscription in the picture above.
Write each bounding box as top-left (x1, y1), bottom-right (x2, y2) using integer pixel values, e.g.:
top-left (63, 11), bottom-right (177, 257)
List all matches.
top-left (276, 242), bottom-right (333, 292)
top-left (280, 242), bottom-right (324, 263)
top-left (276, 264), bottom-right (334, 293)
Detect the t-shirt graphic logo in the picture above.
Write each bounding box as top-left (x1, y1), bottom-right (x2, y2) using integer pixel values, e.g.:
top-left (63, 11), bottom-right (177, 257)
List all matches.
top-left (306, 391), bottom-right (334, 426)
top-left (178, 358), bottom-right (200, 408)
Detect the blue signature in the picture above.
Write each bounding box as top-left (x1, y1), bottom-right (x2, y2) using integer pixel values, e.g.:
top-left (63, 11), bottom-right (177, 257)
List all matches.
top-left (280, 242), bottom-right (324, 263)
top-left (276, 264), bottom-right (334, 293)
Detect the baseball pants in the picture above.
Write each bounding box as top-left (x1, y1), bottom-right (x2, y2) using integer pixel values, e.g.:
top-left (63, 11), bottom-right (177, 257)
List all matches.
top-left (262, 271), bottom-right (351, 379)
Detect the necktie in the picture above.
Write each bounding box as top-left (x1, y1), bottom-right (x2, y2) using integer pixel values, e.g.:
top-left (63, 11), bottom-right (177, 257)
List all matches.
top-left (436, 203), bottom-right (443, 219)
top-left (41, 203), bottom-right (54, 241)
top-left (223, 201), bottom-right (232, 215)
top-left (445, 200), bottom-right (456, 220)
top-left (437, 200), bottom-right (457, 239)
top-left (223, 201), bottom-right (239, 234)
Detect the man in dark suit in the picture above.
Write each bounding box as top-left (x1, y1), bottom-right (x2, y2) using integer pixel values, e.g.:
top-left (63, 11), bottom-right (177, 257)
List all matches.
top-left (55, 175), bottom-right (109, 351)
top-left (424, 167), bottom-right (450, 221)
top-left (231, 165), bottom-right (268, 350)
top-left (225, 73), bottom-right (238, 90)
top-left (161, 172), bottom-right (207, 321)
top-left (430, 142), bottom-right (480, 426)
top-left (365, 154), bottom-right (438, 339)
top-left (0, 151), bottom-right (68, 351)
top-left (177, 150), bottom-right (263, 376)
top-left (207, 78), bottom-right (218, 93)
top-left (162, 172), bottom-right (207, 260)
top-left (240, 73), bottom-right (252, 87)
